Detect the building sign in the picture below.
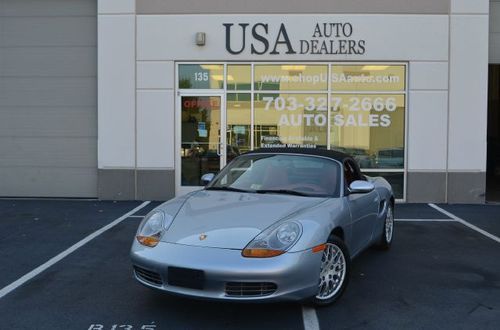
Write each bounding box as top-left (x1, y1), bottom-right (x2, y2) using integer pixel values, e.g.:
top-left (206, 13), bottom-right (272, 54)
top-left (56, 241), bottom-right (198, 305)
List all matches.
top-left (223, 22), bottom-right (366, 55)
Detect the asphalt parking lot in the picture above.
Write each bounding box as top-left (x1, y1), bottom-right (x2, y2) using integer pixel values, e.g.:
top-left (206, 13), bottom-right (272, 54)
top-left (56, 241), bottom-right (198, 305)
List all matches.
top-left (0, 200), bottom-right (499, 330)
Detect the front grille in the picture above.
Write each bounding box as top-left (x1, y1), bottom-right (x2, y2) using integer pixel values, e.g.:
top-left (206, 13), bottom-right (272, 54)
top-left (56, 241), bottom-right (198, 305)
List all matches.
top-left (134, 266), bottom-right (163, 286)
top-left (225, 282), bottom-right (277, 297)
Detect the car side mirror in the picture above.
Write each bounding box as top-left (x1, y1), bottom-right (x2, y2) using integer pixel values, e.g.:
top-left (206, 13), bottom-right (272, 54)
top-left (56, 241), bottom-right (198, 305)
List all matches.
top-left (349, 180), bottom-right (375, 194)
top-left (201, 173), bottom-right (215, 186)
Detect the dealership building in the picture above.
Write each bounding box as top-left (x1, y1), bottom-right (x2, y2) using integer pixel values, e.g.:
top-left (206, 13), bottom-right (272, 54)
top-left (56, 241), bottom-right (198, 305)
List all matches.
top-left (1, 0), bottom-right (500, 203)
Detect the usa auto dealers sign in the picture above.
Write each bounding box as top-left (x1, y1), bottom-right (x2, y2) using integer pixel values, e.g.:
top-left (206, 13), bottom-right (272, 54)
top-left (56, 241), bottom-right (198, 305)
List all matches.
top-left (223, 22), bottom-right (366, 56)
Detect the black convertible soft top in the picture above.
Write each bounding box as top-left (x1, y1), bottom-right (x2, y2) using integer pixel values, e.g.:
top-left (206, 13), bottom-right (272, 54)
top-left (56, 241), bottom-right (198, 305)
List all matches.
top-left (244, 147), bottom-right (351, 163)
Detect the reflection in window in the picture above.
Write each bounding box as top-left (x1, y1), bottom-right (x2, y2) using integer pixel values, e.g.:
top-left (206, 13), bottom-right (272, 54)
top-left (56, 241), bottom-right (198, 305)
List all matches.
top-left (254, 125), bottom-right (278, 148)
top-left (227, 65), bottom-right (251, 91)
top-left (178, 64), bottom-right (224, 89)
top-left (254, 65), bottom-right (328, 91)
top-left (180, 96), bottom-right (221, 186)
top-left (330, 94), bottom-right (405, 169)
top-left (331, 65), bottom-right (405, 91)
top-left (254, 93), bottom-right (328, 149)
top-left (227, 93), bottom-right (251, 155)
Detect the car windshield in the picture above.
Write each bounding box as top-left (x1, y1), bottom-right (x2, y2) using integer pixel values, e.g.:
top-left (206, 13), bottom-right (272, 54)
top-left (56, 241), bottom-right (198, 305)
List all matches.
top-left (206, 154), bottom-right (341, 197)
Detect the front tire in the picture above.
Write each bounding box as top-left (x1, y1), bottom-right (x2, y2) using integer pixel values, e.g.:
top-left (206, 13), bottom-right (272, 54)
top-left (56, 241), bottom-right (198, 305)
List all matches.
top-left (311, 236), bottom-right (351, 306)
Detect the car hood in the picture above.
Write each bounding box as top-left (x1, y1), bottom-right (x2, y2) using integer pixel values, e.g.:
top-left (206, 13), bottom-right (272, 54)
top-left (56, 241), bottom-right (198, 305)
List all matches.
top-left (161, 190), bottom-right (326, 249)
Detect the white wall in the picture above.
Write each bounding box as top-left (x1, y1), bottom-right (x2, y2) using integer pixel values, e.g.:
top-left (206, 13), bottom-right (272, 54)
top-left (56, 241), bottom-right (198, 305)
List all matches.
top-left (97, 3), bottom-right (136, 168)
top-left (137, 89), bottom-right (175, 168)
top-left (452, 0), bottom-right (489, 14)
top-left (98, 0), bottom-right (135, 14)
top-left (137, 15), bottom-right (448, 61)
top-left (407, 62), bottom-right (449, 172)
top-left (135, 60), bottom-right (176, 169)
top-left (449, 3), bottom-right (489, 171)
top-left (98, 1), bottom-right (177, 170)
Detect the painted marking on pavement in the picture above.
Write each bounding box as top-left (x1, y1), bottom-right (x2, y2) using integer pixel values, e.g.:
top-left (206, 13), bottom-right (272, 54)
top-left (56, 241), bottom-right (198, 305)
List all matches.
top-left (429, 203), bottom-right (500, 244)
top-left (302, 306), bottom-right (320, 330)
top-left (0, 201), bottom-right (151, 299)
top-left (395, 218), bottom-right (455, 222)
top-left (128, 215), bottom-right (145, 218)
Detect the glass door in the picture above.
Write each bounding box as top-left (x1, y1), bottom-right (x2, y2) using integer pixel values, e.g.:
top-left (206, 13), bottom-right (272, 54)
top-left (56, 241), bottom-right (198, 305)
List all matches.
top-left (176, 93), bottom-right (225, 195)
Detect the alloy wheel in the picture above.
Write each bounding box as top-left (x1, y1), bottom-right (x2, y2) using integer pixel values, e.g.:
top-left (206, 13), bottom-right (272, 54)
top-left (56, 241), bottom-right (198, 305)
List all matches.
top-left (385, 206), bottom-right (394, 243)
top-left (316, 243), bottom-right (346, 300)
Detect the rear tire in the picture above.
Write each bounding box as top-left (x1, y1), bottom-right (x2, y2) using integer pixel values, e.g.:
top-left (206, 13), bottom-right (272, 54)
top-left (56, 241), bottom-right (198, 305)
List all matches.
top-left (310, 235), bottom-right (351, 306)
top-left (377, 203), bottom-right (394, 250)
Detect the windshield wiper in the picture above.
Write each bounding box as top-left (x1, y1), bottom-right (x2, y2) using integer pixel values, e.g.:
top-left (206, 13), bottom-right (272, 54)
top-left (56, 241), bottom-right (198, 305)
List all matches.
top-left (205, 186), bottom-right (250, 193)
top-left (255, 189), bottom-right (311, 196)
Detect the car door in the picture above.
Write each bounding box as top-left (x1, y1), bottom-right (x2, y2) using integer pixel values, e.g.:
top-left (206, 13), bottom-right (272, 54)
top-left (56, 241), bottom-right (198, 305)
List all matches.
top-left (344, 159), bottom-right (380, 255)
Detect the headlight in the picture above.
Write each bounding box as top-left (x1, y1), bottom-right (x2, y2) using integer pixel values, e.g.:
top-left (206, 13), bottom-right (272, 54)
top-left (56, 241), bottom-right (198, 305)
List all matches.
top-left (242, 221), bottom-right (302, 258)
top-left (136, 210), bottom-right (173, 247)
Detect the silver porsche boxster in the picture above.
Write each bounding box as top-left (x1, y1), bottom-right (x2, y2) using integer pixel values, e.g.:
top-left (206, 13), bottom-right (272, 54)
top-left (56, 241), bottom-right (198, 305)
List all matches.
top-left (131, 148), bottom-right (395, 305)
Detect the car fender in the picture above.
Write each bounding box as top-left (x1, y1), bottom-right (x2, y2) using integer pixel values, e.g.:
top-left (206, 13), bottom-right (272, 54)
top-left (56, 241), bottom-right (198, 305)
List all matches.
top-left (288, 198), bottom-right (352, 253)
top-left (367, 176), bottom-right (394, 243)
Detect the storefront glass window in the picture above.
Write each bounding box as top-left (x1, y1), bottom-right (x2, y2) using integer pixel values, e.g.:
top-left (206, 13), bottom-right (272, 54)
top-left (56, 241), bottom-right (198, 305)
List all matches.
top-left (227, 65), bottom-right (251, 91)
top-left (227, 93), bottom-right (251, 154)
top-left (178, 64), bottom-right (224, 89)
top-left (331, 65), bottom-right (405, 91)
top-left (254, 64), bottom-right (328, 91)
top-left (254, 93), bottom-right (328, 149)
top-left (329, 94), bottom-right (405, 169)
top-left (177, 62), bottom-right (407, 198)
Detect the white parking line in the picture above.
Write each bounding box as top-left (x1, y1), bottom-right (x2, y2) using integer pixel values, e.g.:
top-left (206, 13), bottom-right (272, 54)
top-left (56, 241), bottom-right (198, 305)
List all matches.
top-left (302, 306), bottom-right (320, 330)
top-left (128, 215), bottom-right (145, 218)
top-left (395, 218), bottom-right (455, 222)
top-left (428, 203), bottom-right (500, 244)
top-left (0, 201), bottom-right (151, 299)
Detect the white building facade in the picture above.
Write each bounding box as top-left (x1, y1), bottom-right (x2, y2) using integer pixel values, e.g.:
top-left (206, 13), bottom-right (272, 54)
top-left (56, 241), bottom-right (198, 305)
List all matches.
top-left (1, 0), bottom-right (497, 203)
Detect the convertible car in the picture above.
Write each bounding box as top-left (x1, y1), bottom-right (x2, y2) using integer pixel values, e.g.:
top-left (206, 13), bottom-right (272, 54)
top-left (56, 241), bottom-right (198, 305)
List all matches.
top-left (131, 148), bottom-right (394, 305)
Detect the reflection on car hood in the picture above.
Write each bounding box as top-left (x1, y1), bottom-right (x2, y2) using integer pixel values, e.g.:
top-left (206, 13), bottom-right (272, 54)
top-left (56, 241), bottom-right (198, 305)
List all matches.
top-left (161, 190), bottom-right (327, 249)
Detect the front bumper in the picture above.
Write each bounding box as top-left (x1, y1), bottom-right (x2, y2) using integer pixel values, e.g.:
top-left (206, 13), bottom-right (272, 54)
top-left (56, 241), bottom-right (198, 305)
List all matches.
top-left (130, 240), bottom-right (323, 302)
